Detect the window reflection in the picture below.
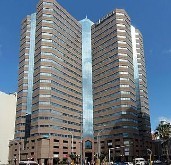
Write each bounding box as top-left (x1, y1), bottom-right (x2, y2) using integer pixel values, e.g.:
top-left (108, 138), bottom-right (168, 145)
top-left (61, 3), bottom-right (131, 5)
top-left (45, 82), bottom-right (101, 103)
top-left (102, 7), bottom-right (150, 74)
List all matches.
top-left (85, 140), bottom-right (92, 149)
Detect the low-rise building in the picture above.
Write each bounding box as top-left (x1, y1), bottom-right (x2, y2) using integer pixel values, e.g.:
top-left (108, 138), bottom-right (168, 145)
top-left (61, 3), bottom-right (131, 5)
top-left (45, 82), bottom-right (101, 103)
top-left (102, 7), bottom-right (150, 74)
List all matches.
top-left (0, 92), bottom-right (17, 164)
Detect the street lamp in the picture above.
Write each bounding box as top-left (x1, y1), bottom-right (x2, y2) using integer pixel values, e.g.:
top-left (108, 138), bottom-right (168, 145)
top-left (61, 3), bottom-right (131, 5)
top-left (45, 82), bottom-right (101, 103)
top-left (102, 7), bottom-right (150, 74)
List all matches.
top-left (10, 140), bottom-right (20, 163)
top-left (147, 149), bottom-right (152, 165)
top-left (109, 148), bottom-right (114, 164)
top-left (68, 131), bottom-right (74, 154)
top-left (97, 125), bottom-right (105, 158)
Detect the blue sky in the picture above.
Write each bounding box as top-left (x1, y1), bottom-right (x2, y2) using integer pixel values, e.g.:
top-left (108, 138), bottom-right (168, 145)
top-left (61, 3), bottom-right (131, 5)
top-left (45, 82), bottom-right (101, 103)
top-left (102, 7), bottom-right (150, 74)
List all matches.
top-left (0, 0), bottom-right (170, 131)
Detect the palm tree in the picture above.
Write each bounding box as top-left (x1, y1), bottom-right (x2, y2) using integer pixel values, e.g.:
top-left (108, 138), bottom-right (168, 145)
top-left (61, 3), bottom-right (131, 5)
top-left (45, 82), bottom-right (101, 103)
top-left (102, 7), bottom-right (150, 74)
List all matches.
top-left (155, 121), bottom-right (171, 163)
top-left (156, 121), bottom-right (171, 139)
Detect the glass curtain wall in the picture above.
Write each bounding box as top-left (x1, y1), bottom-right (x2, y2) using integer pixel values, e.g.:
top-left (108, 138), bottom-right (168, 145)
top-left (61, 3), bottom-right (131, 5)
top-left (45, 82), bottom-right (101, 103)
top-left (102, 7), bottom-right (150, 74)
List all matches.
top-left (80, 17), bottom-right (94, 137)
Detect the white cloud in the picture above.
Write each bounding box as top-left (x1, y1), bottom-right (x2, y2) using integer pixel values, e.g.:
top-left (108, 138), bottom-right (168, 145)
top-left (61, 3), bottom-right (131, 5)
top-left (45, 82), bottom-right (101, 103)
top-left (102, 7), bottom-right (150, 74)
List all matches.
top-left (158, 116), bottom-right (171, 124)
top-left (163, 49), bottom-right (171, 54)
top-left (149, 49), bottom-right (153, 54)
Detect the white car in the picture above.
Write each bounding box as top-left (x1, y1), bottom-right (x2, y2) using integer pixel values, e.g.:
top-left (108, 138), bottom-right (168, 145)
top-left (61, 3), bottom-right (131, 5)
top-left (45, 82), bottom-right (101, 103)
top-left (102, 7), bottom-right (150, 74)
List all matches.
top-left (19, 161), bottom-right (39, 165)
top-left (133, 158), bottom-right (146, 165)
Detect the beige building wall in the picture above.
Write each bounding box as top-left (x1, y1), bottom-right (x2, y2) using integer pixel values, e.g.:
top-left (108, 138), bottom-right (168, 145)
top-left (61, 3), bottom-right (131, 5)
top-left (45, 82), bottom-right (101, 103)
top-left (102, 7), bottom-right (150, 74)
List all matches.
top-left (0, 92), bottom-right (17, 164)
top-left (92, 9), bottom-right (138, 160)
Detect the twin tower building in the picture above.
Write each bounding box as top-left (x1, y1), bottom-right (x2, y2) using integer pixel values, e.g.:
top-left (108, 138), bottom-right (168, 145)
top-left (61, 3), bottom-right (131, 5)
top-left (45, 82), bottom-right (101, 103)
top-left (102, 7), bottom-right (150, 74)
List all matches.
top-left (9, 0), bottom-right (151, 164)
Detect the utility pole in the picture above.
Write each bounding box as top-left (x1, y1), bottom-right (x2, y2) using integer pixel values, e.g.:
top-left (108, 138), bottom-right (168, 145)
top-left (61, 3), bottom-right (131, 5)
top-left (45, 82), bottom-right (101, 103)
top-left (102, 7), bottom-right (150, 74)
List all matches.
top-left (147, 149), bottom-right (152, 165)
top-left (97, 129), bottom-right (104, 158)
top-left (68, 131), bottom-right (73, 154)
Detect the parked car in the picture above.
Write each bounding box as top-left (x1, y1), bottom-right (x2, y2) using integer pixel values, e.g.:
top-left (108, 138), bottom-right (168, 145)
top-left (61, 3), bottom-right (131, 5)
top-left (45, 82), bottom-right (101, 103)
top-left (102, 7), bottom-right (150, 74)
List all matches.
top-left (124, 162), bottom-right (133, 165)
top-left (133, 158), bottom-right (146, 165)
top-left (19, 161), bottom-right (39, 165)
top-left (152, 160), bottom-right (162, 164)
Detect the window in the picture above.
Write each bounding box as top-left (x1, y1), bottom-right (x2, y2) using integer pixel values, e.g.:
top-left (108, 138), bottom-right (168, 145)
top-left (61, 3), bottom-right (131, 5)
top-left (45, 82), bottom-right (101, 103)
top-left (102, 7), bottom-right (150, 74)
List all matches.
top-left (85, 140), bottom-right (92, 149)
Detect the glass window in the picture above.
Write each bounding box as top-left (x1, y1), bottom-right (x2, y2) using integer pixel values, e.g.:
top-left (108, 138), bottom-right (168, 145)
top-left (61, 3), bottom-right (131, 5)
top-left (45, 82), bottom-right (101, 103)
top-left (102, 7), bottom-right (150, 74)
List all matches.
top-left (85, 140), bottom-right (92, 149)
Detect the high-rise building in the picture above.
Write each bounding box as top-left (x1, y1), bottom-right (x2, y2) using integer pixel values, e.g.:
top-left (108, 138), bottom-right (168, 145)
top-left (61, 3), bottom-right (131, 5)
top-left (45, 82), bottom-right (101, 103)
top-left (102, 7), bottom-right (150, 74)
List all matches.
top-left (9, 0), bottom-right (151, 164)
top-left (92, 10), bottom-right (151, 161)
top-left (0, 92), bottom-right (17, 164)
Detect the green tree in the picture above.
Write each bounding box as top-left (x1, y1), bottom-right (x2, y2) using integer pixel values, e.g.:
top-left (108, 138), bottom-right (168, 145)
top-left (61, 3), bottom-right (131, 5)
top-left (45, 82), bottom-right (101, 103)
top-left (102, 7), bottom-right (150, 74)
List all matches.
top-left (53, 158), bottom-right (60, 165)
top-left (156, 121), bottom-right (171, 139)
top-left (60, 158), bottom-right (68, 164)
top-left (155, 121), bottom-right (171, 163)
top-left (69, 154), bottom-right (76, 165)
top-left (99, 152), bottom-right (106, 162)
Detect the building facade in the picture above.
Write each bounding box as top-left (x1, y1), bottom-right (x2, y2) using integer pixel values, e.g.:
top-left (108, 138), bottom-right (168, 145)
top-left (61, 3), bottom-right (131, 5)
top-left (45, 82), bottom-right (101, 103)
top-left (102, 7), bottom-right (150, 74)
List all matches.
top-left (92, 10), bottom-right (151, 162)
top-left (9, 0), bottom-right (82, 164)
top-left (0, 92), bottom-right (17, 164)
top-left (9, 0), bottom-right (151, 164)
